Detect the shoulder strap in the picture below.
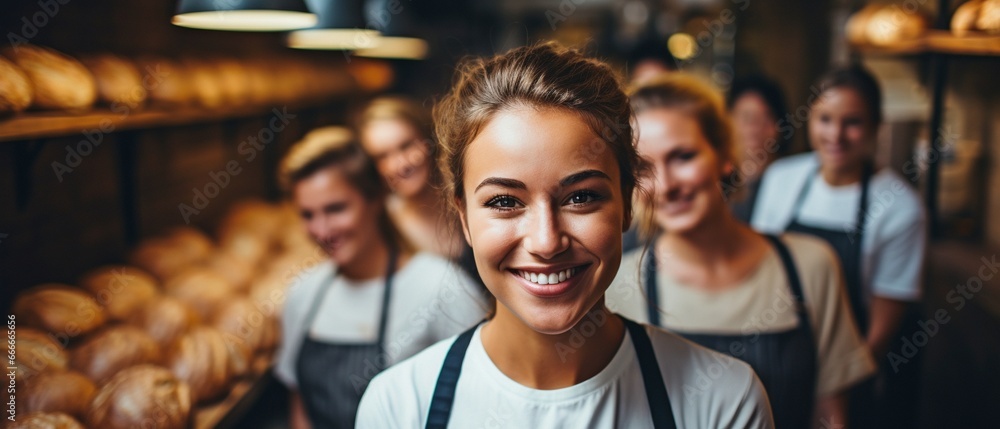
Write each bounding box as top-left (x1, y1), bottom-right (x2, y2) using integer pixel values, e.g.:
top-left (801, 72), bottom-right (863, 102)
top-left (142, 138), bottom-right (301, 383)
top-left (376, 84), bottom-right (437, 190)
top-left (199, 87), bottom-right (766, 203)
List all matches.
top-left (425, 322), bottom-right (480, 429)
top-left (644, 245), bottom-right (661, 327)
top-left (622, 317), bottom-right (677, 429)
top-left (762, 234), bottom-right (811, 329)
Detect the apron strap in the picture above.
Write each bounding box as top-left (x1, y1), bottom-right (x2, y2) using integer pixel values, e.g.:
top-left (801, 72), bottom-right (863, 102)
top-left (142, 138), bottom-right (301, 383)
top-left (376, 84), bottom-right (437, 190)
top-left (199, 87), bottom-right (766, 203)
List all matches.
top-left (644, 245), bottom-right (661, 327)
top-left (763, 235), bottom-right (812, 330)
top-left (623, 317), bottom-right (677, 429)
top-left (425, 322), bottom-right (480, 429)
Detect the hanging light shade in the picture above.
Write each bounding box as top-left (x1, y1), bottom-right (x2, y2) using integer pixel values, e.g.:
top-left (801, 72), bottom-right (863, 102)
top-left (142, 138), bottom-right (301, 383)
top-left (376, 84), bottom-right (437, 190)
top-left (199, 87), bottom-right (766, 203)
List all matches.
top-left (287, 0), bottom-right (379, 50)
top-left (172, 0), bottom-right (317, 31)
top-left (353, 0), bottom-right (427, 59)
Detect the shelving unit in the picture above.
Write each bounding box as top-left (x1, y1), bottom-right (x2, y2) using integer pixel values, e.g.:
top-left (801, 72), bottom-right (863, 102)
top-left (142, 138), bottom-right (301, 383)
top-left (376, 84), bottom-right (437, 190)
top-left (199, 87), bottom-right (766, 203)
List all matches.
top-left (851, 13), bottom-right (1000, 239)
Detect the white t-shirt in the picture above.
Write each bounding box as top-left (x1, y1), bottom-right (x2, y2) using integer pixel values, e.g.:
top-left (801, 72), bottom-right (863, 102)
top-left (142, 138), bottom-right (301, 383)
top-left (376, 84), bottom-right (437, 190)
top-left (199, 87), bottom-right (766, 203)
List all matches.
top-left (274, 252), bottom-right (490, 388)
top-left (751, 152), bottom-right (927, 303)
top-left (606, 234), bottom-right (876, 397)
top-left (356, 322), bottom-right (774, 428)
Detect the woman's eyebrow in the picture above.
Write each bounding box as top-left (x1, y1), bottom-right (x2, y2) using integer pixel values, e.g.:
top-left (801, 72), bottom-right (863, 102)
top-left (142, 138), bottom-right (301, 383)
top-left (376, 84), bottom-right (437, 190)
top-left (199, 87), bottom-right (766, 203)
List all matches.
top-left (475, 177), bottom-right (526, 192)
top-left (560, 170), bottom-right (611, 186)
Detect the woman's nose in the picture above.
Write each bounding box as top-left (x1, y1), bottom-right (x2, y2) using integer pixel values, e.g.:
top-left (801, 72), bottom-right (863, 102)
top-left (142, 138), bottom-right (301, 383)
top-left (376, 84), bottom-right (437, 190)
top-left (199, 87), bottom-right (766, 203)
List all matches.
top-left (522, 207), bottom-right (569, 260)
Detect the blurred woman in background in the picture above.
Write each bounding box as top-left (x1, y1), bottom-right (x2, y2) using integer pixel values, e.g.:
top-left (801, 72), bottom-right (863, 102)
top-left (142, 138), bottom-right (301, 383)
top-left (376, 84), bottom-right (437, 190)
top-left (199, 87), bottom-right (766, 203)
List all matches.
top-left (726, 75), bottom-right (791, 223)
top-left (357, 97), bottom-right (481, 284)
top-left (751, 66), bottom-right (927, 428)
top-left (607, 73), bottom-right (874, 428)
top-left (273, 127), bottom-right (487, 429)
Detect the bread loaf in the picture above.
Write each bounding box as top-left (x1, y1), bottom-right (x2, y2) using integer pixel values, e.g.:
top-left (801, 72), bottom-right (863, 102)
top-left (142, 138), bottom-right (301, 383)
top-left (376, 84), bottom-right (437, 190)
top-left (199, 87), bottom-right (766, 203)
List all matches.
top-left (86, 365), bottom-right (192, 429)
top-left (0, 55), bottom-right (32, 114)
top-left (14, 328), bottom-right (68, 380)
top-left (1, 44), bottom-right (96, 110)
top-left (7, 412), bottom-right (86, 429)
top-left (69, 325), bottom-right (161, 383)
top-left (166, 327), bottom-right (234, 403)
top-left (165, 268), bottom-right (238, 320)
top-left (20, 370), bottom-right (96, 420)
top-left (13, 284), bottom-right (107, 338)
top-left (80, 54), bottom-right (147, 109)
top-left (79, 265), bottom-right (158, 321)
top-left (127, 297), bottom-right (200, 348)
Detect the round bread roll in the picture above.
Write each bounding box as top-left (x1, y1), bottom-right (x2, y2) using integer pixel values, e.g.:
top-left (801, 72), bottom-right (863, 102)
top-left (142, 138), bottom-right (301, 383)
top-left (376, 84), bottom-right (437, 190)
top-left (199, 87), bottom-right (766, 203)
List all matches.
top-left (212, 297), bottom-right (274, 354)
top-left (127, 297), bottom-right (200, 348)
top-left (220, 200), bottom-right (283, 242)
top-left (70, 325), bottom-right (160, 384)
top-left (0, 56), bottom-right (32, 114)
top-left (953, 0), bottom-right (984, 35)
top-left (183, 59), bottom-right (225, 109)
top-left (14, 328), bottom-right (68, 380)
top-left (7, 412), bottom-right (86, 429)
top-left (20, 370), bottom-right (96, 420)
top-left (136, 56), bottom-right (194, 107)
top-left (163, 226), bottom-right (214, 261)
top-left (1, 44), bottom-right (96, 110)
top-left (79, 265), bottom-right (158, 321)
top-left (166, 327), bottom-right (233, 403)
top-left (86, 365), bottom-right (192, 429)
top-left (214, 58), bottom-right (250, 106)
top-left (80, 54), bottom-right (146, 109)
top-left (979, 0), bottom-right (1000, 32)
top-left (846, 4), bottom-right (884, 45)
top-left (206, 252), bottom-right (256, 292)
top-left (129, 227), bottom-right (213, 281)
top-left (13, 284), bottom-right (107, 338)
top-left (165, 268), bottom-right (238, 320)
top-left (866, 6), bottom-right (928, 46)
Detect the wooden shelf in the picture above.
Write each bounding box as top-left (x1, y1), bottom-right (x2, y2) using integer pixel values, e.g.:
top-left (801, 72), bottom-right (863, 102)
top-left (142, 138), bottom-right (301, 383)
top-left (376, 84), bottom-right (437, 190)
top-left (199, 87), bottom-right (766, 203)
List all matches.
top-left (0, 99), bottom-right (345, 143)
top-left (852, 30), bottom-right (1000, 57)
top-left (194, 359), bottom-right (275, 429)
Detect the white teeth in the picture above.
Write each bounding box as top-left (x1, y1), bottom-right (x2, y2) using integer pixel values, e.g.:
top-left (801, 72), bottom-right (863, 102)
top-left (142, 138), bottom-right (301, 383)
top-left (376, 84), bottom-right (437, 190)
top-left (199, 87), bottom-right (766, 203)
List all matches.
top-left (517, 267), bottom-right (583, 286)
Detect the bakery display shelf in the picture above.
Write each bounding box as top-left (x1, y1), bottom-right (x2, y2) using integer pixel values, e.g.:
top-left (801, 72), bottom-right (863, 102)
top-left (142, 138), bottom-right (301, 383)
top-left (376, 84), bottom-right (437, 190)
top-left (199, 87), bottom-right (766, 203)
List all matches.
top-left (0, 100), bottom-right (336, 143)
top-left (852, 31), bottom-right (1000, 57)
top-left (194, 361), bottom-right (274, 429)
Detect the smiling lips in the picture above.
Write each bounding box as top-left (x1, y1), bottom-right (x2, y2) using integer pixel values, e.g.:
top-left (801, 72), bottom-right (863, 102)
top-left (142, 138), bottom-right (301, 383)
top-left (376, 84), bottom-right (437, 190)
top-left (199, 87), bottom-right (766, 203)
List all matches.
top-left (511, 264), bottom-right (590, 298)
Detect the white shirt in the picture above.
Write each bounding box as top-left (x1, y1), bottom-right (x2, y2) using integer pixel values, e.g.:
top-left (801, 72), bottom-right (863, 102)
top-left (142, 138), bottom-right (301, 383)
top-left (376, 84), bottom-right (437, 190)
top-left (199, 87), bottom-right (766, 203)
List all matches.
top-left (274, 252), bottom-right (489, 388)
top-left (751, 152), bottom-right (927, 303)
top-left (356, 322), bottom-right (774, 428)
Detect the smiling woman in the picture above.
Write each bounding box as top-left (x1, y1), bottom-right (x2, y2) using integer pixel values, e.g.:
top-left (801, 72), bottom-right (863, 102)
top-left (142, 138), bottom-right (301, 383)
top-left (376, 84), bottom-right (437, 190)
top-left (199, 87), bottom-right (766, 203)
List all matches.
top-left (272, 127), bottom-right (488, 429)
top-left (356, 42), bottom-right (774, 428)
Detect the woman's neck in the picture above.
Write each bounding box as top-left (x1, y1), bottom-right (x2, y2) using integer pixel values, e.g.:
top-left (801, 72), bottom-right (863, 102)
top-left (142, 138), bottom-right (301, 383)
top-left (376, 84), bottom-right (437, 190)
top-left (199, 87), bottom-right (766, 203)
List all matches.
top-left (339, 236), bottom-right (391, 281)
top-left (401, 183), bottom-right (438, 214)
top-left (657, 209), bottom-right (764, 288)
top-left (480, 302), bottom-right (624, 390)
top-left (821, 163), bottom-right (864, 186)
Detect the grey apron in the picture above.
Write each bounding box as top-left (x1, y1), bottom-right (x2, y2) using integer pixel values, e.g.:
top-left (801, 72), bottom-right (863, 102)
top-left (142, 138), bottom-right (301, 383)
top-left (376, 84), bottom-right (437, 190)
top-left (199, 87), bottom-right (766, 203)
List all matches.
top-left (295, 248), bottom-right (397, 429)
top-left (645, 234), bottom-right (817, 429)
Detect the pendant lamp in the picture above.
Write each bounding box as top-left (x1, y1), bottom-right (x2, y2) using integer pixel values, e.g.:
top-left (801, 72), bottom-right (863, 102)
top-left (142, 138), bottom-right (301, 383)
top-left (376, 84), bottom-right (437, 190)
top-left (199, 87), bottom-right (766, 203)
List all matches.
top-left (173, 0), bottom-right (317, 31)
top-left (287, 0), bottom-right (379, 50)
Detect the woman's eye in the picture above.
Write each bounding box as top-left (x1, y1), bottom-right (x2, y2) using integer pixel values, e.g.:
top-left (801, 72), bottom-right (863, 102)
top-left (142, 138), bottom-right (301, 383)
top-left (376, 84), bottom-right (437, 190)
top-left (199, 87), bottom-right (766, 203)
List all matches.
top-left (677, 151), bottom-right (697, 161)
top-left (485, 195), bottom-right (520, 210)
top-left (567, 191), bottom-right (602, 205)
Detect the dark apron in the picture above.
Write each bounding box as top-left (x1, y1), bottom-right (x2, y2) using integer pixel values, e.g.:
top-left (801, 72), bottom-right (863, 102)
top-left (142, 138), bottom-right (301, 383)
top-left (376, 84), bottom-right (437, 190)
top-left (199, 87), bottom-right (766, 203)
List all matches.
top-left (295, 248), bottom-right (397, 429)
top-left (645, 234), bottom-right (817, 429)
top-left (784, 164), bottom-right (871, 331)
top-left (424, 317), bottom-right (678, 429)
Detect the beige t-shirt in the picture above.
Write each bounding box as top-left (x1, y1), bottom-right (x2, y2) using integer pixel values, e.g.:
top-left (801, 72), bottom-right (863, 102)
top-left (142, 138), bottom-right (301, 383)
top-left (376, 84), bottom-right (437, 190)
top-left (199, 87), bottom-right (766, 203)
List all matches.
top-left (606, 233), bottom-right (875, 397)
